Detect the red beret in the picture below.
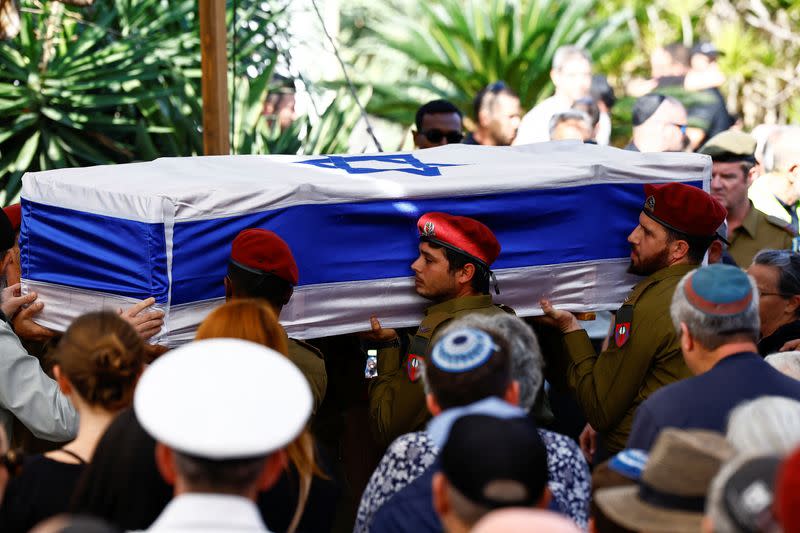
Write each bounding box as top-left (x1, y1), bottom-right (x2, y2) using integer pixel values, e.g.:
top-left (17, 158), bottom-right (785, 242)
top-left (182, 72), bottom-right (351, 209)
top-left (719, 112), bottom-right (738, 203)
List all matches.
top-left (230, 229), bottom-right (299, 285)
top-left (642, 183), bottom-right (727, 239)
top-left (4, 204), bottom-right (21, 232)
top-left (418, 212), bottom-right (500, 266)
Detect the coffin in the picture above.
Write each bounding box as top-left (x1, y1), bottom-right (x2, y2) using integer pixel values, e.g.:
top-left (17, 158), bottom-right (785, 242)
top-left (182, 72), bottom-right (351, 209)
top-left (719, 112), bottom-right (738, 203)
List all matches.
top-left (19, 142), bottom-right (709, 345)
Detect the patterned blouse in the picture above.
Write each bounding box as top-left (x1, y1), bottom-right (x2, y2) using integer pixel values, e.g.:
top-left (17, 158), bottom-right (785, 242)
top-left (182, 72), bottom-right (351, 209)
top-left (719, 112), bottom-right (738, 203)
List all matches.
top-left (354, 428), bottom-right (591, 532)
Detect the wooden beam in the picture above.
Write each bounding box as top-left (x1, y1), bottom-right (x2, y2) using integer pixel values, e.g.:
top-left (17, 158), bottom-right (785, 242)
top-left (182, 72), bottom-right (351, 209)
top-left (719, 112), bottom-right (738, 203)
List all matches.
top-left (199, 0), bottom-right (230, 155)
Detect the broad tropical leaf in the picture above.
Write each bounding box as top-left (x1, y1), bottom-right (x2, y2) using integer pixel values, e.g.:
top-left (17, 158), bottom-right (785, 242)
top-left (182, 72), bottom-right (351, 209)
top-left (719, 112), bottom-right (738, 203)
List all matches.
top-left (351, 0), bottom-right (634, 126)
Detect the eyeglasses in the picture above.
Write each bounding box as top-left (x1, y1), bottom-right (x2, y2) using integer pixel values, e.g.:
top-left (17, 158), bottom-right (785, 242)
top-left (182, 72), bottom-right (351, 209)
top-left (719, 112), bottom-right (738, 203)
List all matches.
top-left (671, 123), bottom-right (688, 135)
top-left (419, 129), bottom-right (464, 144)
top-left (758, 289), bottom-right (786, 298)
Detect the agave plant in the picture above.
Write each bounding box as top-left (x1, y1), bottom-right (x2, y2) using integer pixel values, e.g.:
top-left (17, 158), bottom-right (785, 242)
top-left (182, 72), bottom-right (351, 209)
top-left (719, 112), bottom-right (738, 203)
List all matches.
top-left (354, 0), bottom-right (634, 124)
top-left (0, 1), bottom-right (182, 203)
top-left (0, 0), bottom-right (379, 204)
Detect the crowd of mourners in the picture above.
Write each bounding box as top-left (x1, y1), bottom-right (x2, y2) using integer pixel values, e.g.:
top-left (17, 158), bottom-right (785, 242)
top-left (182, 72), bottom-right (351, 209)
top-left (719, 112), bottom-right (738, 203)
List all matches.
top-left (1, 41), bottom-right (800, 533)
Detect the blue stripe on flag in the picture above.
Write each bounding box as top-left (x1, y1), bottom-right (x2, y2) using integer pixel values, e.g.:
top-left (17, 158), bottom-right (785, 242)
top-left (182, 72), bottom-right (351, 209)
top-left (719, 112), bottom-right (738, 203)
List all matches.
top-left (20, 200), bottom-right (169, 303)
top-left (170, 181), bottom-right (684, 304)
top-left (20, 181), bottom-right (701, 306)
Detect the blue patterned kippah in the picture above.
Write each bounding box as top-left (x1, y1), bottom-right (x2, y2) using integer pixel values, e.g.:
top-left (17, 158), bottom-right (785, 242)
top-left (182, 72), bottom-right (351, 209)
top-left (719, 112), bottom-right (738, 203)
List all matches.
top-left (431, 328), bottom-right (498, 373)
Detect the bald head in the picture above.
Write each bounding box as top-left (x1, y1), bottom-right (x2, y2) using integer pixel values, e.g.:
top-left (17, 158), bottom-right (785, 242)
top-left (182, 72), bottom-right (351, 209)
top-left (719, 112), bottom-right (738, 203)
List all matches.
top-left (764, 126), bottom-right (800, 173)
top-left (471, 509), bottom-right (581, 533)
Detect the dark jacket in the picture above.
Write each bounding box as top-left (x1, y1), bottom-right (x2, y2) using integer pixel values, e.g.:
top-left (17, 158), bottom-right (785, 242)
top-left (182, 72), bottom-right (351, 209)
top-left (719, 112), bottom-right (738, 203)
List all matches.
top-left (371, 458), bottom-right (562, 533)
top-left (627, 352), bottom-right (800, 450)
top-left (758, 320), bottom-right (800, 357)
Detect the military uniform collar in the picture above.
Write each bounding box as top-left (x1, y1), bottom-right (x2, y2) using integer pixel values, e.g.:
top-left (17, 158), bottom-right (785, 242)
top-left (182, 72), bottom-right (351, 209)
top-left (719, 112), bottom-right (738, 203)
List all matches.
top-left (625, 263), bottom-right (696, 305)
top-left (425, 294), bottom-right (493, 316)
top-left (737, 201), bottom-right (760, 238)
top-left (647, 262), bottom-right (696, 282)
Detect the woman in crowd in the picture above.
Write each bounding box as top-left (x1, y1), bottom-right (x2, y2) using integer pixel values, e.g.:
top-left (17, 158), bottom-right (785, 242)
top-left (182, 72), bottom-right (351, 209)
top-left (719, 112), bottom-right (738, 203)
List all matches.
top-left (195, 299), bottom-right (337, 533)
top-left (747, 250), bottom-right (800, 355)
top-left (0, 312), bottom-right (145, 533)
top-left (69, 409), bottom-right (172, 531)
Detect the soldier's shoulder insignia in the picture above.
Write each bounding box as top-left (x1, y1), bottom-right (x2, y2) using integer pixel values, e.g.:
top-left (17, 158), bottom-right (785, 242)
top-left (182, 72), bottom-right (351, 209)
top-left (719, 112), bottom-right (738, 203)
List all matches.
top-left (407, 354), bottom-right (425, 382)
top-left (614, 305), bottom-right (634, 348)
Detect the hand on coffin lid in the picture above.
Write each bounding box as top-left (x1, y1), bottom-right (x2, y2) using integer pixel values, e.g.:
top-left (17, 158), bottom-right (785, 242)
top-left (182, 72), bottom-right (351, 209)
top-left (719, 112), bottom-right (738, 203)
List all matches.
top-left (118, 297), bottom-right (165, 341)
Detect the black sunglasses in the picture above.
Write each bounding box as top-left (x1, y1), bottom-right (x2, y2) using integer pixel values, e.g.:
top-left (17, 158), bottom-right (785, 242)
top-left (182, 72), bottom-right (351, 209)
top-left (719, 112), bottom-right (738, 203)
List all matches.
top-left (419, 129), bottom-right (464, 144)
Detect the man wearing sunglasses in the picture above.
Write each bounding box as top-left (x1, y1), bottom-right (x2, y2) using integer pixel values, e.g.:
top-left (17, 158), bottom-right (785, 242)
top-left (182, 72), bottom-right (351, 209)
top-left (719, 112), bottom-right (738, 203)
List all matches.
top-left (413, 100), bottom-right (464, 149)
top-left (626, 93), bottom-right (690, 153)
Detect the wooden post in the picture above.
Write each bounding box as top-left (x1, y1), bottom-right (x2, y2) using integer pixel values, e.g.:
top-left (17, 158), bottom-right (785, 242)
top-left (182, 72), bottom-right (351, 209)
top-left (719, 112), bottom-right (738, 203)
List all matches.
top-left (199, 0), bottom-right (230, 155)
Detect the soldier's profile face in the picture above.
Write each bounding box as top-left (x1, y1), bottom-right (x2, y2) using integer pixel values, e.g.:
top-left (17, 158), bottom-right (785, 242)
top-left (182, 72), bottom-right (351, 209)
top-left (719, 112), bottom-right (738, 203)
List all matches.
top-left (411, 242), bottom-right (457, 301)
top-left (627, 213), bottom-right (672, 275)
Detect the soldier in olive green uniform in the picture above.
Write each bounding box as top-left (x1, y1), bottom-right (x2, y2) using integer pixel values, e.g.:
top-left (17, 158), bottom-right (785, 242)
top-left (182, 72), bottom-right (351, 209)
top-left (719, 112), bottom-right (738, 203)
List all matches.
top-left (363, 212), bottom-right (510, 449)
top-left (540, 182), bottom-right (728, 458)
top-left (225, 228), bottom-right (327, 414)
top-left (700, 130), bottom-right (797, 267)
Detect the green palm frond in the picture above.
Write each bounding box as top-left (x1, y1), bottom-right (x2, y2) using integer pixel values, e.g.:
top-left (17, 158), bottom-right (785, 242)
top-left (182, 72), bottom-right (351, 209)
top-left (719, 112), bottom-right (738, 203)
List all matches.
top-left (357, 0), bottom-right (634, 124)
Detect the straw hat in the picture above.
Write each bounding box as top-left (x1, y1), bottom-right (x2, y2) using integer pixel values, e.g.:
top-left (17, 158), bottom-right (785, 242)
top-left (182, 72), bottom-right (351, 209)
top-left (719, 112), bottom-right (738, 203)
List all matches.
top-left (595, 428), bottom-right (735, 533)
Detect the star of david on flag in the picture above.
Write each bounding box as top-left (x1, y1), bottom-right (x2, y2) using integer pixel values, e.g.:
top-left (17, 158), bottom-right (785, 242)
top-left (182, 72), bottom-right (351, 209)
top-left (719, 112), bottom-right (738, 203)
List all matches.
top-left (298, 154), bottom-right (463, 177)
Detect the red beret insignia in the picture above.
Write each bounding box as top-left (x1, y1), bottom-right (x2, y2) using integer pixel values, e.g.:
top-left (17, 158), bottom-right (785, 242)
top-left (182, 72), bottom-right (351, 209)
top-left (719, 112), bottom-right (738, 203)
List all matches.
top-left (642, 183), bottom-right (727, 239)
top-left (417, 212), bottom-right (500, 267)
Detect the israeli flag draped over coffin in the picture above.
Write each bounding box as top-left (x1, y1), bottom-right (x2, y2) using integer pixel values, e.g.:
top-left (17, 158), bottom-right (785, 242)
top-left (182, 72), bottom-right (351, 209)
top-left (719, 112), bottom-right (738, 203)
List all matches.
top-left (20, 142), bottom-right (710, 345)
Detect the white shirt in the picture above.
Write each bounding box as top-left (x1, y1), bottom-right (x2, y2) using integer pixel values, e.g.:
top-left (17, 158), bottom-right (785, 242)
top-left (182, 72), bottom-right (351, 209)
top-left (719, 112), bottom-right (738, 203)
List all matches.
top-left (749, 174), bottom-right (797, 226)
top-left (596, 112), bottom-right (611, 146)
top-left (142, 493), bottom-right (272, 533)
top-left (513, 94), bottom-right (572, 145)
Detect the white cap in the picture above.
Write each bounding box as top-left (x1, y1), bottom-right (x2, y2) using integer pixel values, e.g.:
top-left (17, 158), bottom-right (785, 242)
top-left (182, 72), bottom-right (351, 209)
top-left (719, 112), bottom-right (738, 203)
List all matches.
top-left (134, 338), bottom-right (312, 459)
